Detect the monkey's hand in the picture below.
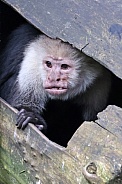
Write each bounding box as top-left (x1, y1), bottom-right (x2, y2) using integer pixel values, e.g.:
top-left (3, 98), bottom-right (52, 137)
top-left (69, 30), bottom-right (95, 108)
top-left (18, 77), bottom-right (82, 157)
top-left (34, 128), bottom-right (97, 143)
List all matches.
top-left (16, 109), bottom-right (47, 133)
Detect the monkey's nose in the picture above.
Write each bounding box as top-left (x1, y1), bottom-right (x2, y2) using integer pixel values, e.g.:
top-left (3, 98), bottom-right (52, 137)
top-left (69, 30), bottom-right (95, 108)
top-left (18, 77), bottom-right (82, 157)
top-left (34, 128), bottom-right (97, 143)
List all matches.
top-left (56, 78), bottom-right (60, 82)
top-left (48, 76), bottom-right (61, 82)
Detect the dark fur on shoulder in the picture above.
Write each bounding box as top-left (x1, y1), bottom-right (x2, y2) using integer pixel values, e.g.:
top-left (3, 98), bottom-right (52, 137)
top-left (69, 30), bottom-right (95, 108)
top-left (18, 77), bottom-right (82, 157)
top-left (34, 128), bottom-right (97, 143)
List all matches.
top-left (0, 24), bottom-right (40, 101)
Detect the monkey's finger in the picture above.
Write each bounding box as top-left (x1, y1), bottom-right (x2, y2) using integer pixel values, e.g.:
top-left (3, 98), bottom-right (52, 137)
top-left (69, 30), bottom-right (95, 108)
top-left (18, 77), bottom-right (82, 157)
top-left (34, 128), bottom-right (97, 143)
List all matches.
top-left (17, 109), bottom-right (26, 117)
top-left (35, 124), bottom-right (44, 131)
top-left (16, 114), bottom-right (28, 128)
top-left (17, 108), bottom-right (30, 124)
top-left (21, 117), bottom-right (32, 130)
top-left (17, 109), bottom-right (26, 123)
top-left (16, 113), bottom-right (27, 126)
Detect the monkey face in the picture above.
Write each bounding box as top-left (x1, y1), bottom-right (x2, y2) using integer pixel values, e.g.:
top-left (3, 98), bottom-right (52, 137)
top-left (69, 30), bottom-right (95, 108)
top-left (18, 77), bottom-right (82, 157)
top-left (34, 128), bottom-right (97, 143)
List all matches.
top-left (18, 34), bottom-right (102, 101)
top-left (43, 56), bottom-right (73, 96)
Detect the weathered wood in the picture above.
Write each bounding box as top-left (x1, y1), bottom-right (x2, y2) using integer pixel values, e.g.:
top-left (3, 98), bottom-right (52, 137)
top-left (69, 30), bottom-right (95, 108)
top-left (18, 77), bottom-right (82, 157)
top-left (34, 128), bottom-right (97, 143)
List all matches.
top-left (0, 98), bottom-right (122, 184)
top-left (2, 0), bottom-right (122, 79)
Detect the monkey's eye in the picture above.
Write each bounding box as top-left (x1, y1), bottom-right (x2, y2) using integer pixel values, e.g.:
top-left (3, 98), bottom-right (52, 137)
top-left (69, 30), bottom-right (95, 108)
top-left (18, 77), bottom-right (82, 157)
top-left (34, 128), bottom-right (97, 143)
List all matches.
top-left (61, 64), bottom-right (70, 70)
top-left (45, 61), bottom-right (52, 68)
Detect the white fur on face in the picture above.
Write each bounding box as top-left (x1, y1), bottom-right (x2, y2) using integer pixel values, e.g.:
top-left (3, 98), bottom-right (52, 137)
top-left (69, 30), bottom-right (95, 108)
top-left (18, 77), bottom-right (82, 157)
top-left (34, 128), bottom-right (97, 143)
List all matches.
top-left (18, 35), bottom-right (104, 102)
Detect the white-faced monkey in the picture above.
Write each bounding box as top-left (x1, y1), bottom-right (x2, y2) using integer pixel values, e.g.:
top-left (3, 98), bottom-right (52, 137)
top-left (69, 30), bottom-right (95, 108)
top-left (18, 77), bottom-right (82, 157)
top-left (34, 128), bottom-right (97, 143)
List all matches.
top-left (0, 24), bottom-right (111, 133)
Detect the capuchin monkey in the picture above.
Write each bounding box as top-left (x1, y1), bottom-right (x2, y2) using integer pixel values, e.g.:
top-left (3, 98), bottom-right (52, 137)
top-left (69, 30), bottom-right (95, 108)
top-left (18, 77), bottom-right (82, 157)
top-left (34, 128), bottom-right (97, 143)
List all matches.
top-left (0, 24), bottom-right (111, 133)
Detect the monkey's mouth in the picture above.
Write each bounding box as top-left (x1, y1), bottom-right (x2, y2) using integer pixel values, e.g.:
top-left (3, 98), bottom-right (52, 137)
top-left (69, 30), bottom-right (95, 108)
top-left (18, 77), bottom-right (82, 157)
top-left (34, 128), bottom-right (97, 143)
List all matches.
top-left (45, 87), bottom-right (67, 95)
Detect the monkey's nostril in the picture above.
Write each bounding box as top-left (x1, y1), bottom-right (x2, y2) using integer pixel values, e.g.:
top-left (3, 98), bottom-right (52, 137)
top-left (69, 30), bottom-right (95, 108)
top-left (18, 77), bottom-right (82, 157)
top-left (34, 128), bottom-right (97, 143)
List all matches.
top-left (57, 78), bottom-right (60, 82)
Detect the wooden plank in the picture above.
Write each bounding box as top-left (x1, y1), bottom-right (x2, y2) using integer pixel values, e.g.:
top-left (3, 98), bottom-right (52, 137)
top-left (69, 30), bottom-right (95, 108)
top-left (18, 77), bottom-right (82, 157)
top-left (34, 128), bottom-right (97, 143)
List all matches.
top-left (97, 105), bottom-right (122, 141)
top-left (2, 0), bottom-right (122, 79)
top-left (0, 98), bottom-right (88, 184)
top-left (1, 98), bottom-right (122, 183)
